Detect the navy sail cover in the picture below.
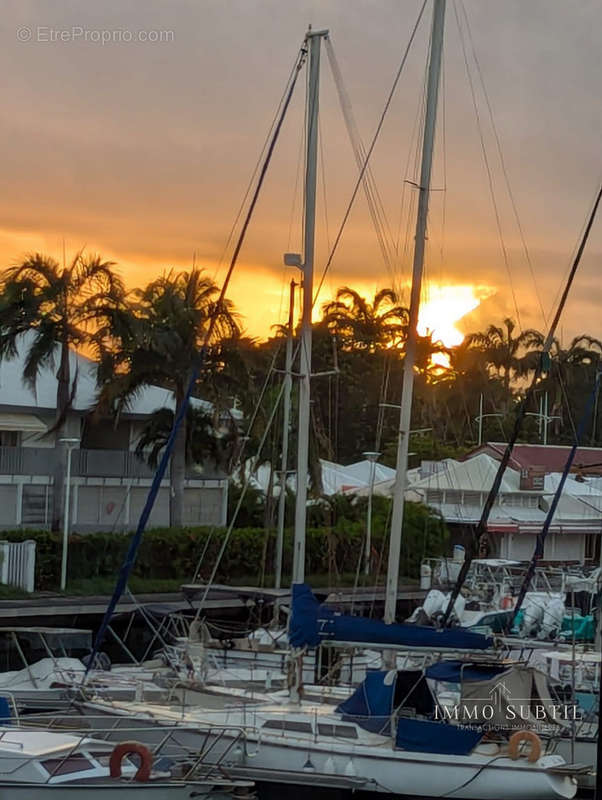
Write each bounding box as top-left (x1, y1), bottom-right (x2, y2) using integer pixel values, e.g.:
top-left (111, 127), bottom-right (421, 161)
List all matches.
top-left (290, 584), bottom-right (492, 650)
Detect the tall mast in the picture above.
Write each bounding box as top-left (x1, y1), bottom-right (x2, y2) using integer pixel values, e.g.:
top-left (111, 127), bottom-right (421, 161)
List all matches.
top-left (292, 28), bottom-right (328, 585)
top-left (274, 278), bottom-right (295, 590)
top-left (384, 0), bottom-right (446, 624)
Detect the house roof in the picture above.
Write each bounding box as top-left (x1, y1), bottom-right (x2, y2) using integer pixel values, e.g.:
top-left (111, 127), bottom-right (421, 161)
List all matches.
top-left (467, 442), bottom-right (602, 476)
top-left (408, 453), bottom-right (522, 493)
top-left (0, 331), bottom-right (214, 419)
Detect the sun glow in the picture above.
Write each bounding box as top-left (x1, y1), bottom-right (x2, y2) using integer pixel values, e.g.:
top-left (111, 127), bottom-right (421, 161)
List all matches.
top-left (417, 284), bottom-right (495, 369)
top-left (418, 285), bottom-right (493, 348)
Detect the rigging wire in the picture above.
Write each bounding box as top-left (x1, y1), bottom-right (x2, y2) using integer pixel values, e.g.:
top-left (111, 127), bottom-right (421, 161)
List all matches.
top-left (441, 183), bottom-right (602, 625)
top-left (452, 0), bottom-right (523, 331)
top-left (509, 366), bottom-right (602, 630)
top-left (86, 40), bottom-right (308, 673)
top-left (312, 0), bottom-right (429, 309)
top-left (215, 49), bottom-right (309, 277)
top-left (325, 38), bottom-right (397, 282)
top-left (458, 0), bottom-right (547, 328)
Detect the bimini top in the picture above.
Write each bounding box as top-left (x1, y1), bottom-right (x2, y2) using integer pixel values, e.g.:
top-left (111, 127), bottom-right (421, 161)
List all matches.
top-left (290, 584), bottom-right (493, 651)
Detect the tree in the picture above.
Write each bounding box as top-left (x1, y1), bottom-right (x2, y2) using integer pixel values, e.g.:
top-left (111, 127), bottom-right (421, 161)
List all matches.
top-left (0, 252), bottom-right (124, 531)
top-left (135, 406), bottom-right (239, 474)
top-left (97, 268), bottom-right (239, 527)
top-left (539, 335), bottom-right (602, 441)
top-left (322, 287), bottom-right (408, 352)
top-left (467, 318), bottom-right (543, 395)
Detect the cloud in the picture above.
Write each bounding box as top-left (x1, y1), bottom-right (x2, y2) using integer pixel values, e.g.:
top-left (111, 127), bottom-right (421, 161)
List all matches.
top-left (0, 0), bottom-right (599, 341)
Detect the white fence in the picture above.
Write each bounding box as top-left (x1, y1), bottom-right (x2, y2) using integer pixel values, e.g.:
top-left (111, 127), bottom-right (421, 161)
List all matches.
top-left (0, 540), bottom-right (36, 592)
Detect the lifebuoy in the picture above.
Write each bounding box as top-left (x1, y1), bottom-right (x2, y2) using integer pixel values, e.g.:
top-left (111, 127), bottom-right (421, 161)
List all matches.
top-left (109, 741), bottom-right (153, 782)
top-left (508, 730), bottom-right (542, 763)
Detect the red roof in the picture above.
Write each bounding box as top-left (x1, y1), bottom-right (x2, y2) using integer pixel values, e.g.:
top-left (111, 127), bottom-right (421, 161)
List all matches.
top-left (466, 443), bottom-right (602, 476)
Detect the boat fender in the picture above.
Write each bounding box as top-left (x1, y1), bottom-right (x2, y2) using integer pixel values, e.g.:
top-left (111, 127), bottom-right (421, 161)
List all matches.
top-left (508, 730), bottom-right (541, 763)
top-left (110, 741), bottom-right (153, 781)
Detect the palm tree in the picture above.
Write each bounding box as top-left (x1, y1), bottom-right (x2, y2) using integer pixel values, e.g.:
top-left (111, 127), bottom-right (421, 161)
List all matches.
top-left (540, 335), bottom-right (602, 439)
top-left (467, 317), bottom-right (543, 394)
top-left (135, 406), bottom-right (239, 474)
top-left (322, 287), bottom-right (408, 351)
top-left (0, 252), bottom-right (124, 531)
top-left (97, 268), bottom-right (239, 527)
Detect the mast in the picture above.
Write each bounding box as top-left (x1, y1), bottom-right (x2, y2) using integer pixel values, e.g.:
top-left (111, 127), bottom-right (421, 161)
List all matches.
top-left (275, 279), bottom-right (295, 590)
top-left (292, 28), bottom-right (328, 585)
top-left (384, 0), bottom-right (446, 624)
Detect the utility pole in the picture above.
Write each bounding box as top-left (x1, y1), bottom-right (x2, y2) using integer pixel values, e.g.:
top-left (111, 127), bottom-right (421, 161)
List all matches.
top-left (292, 28), bottom-right (328, 586)
top-left (384, 0), bottom-right (446, 627)
top-left (274, 279), bottom-right (295, 590)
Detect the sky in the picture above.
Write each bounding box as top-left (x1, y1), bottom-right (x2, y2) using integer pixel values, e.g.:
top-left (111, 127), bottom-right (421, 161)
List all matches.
top-left (1, 0), bottom-right (600, 345)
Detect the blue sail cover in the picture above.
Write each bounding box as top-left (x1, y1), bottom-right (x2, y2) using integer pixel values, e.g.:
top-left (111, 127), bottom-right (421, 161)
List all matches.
top-left (336, 670), bottom-right (395, 734)
top-left (396, 718), bottom-right (482, 755)
top-left (290, 584), bottom-right (492, 650)
top-left (425, 660), bottom-right (508, 683)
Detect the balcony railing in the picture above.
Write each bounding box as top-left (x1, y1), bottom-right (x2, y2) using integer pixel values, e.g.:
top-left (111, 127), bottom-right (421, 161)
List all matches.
top-left (0, 445), bottom-right (164, 478)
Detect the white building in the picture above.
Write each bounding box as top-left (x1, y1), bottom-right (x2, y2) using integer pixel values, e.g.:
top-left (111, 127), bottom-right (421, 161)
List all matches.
top-left (0, 332), bottom-right (228, 530)
top-left (405, 452), bottom-right (602, 563)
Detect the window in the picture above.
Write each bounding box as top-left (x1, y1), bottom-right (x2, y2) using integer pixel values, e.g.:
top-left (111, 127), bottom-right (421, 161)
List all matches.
top-left (262, 719), bottom-right (312, 734)
top-left (22, 485), bottom-right (50, 525)
top-left (317, 723), bottom-right (358, 739)
top-left (0, 431), bottom-right (18, 446)
top-left (42, 756), bottom-right (93, 776)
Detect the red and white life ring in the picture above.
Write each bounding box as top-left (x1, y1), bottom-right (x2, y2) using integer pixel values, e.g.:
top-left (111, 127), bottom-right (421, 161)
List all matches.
top-left (508, 730), bottom-right (542, 763)
top-left (109, 741), bottom-right (153, 782)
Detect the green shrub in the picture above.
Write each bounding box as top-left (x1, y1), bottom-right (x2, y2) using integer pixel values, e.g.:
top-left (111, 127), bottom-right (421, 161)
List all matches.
top-left (2, 500), bottom-right (448, 591)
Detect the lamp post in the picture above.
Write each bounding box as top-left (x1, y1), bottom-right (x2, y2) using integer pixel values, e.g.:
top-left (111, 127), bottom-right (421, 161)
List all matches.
top-left (362, 451), bottom-right (380, 577)
top-left (59, 437), bottom-right (80, 592)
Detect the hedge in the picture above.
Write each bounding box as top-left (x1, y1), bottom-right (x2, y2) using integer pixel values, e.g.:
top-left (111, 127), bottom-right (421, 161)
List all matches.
top-left (1, 500), bottom-right (448, 591)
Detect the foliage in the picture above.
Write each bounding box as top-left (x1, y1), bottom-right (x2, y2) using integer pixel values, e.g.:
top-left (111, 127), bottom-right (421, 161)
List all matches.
top-left (2, 505), bottom-right (448, 591)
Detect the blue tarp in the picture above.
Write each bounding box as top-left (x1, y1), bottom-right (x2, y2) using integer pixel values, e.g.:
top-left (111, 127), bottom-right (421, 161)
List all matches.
top-left (425, 660), bottom-right (508, 683)
top-left (290, 584), bottom-right (493, 650)
top-left (395, 718), bottom-right (482, 755)
top-left (337, 670), bottom-right (395, 734)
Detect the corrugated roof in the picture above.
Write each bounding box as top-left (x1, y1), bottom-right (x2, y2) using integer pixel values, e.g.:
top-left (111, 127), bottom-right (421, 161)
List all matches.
top-left (467, 442), bottom-right (602, 476)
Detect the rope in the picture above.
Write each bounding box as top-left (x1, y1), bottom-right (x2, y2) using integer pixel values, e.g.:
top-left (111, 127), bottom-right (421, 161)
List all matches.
top-left (85, 41), bottom-right (307, 675)
top-left (442, 183), bottom-right (602, 625)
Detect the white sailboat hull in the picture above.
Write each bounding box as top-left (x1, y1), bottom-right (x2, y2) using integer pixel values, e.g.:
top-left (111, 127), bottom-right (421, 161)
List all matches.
top-left (80, 702), bottom-right (578, 800)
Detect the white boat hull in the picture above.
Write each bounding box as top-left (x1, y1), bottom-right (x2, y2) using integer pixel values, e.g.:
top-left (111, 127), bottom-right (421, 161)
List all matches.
top-left (80, 703), bottom-right (578, 800)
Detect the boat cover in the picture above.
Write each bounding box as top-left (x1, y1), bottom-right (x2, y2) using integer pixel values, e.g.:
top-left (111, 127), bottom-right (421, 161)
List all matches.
top-left (290, 584), bottom-right (492, 650)
top-left (337, 669), bottom-right (395, 734)
top-left (425, 660), bottom-right (508, 683)
top-left (395, 718), bottom-right (482, 755)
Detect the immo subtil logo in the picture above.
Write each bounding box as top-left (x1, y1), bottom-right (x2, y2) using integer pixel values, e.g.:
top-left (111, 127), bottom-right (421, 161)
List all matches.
top-left (434, 681), bottom-right (581, 730)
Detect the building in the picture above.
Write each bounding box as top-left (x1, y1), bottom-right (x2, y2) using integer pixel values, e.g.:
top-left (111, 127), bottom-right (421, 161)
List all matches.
top-left (0, 332), bottom-right (229, 531)
top-left (405, 448), bottom-right (602, 563)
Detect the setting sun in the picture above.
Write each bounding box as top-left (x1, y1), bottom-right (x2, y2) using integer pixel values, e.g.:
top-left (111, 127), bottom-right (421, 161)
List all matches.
top-left (418, 285), bottom-right (495, 348)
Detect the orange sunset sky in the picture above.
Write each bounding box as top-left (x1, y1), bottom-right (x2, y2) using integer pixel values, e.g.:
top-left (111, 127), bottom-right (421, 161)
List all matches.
top-left (1, 0), bottom-right (600, 346)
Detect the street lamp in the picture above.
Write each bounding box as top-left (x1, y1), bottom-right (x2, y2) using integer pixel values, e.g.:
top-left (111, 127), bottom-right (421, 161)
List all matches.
top-left (362, 451), bottom-right (381, 577)
top-left (59, 437), bottom-right (80, 592)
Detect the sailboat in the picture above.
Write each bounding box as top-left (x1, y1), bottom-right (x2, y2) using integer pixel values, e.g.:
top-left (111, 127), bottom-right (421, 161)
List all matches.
top-left (72, 7), bottom-right (588, 797)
